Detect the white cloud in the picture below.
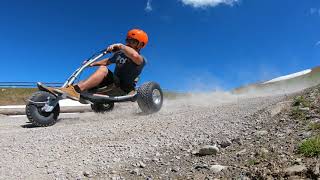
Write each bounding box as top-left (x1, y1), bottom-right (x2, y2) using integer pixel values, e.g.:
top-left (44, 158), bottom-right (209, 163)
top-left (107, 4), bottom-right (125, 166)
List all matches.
top-left (180, 0), bottom-right (239, 8)
top-left (145, 0), bottom-right (152, 12)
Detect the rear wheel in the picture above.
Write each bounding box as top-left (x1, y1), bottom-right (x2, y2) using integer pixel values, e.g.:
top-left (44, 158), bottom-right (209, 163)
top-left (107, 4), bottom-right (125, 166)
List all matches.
top-left (91, 102), bottom-right (114, 113)
top-left (26, 91), bottom-right (60, 127)
top-left (137, 82), bottom-right (163, 114)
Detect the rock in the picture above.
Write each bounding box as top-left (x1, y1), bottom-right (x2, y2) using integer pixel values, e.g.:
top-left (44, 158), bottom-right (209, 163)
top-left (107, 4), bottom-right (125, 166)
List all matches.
top-left (231, 137), bottom-right (243, 145)
top-left (111, 176), bottom-right (121, 180)
top-left (210, 165), bottom-right (227, 173)
top-left (194, 164), bottom-right (209, 170)
top-left (83, 171), bottom-right (92, 177)
top-left (238, 175), bottom-right (251, 180)
top-left (288, 176), bottom-right (302, 180)
top-left (255, 130), bottom-right (268, 136)
top-left (299, 107), bottom-right (310, 111)
top-left (191, 150), bottom-right (198, 155)
top-left (277, 133), bottom-right (285, 138)
top-left (314, 163), bottom-right (320, 176)
top-left (236, 149), bottom-right (247, 156)
top-left (311, 118), bottom-right (320, 124)
top-left (280, 118), bottom-right (286, 122)
top-left (110, 170), bottom-right (117, 174)
top-left (47, 169), bottom-right (55, 174)
top-left (198, 145), bottom-right (219, 156)
top-left (175, 156), bottom-right (180, 160)
top-left (138, 161), bottom-right (146, 168)
top-left (284, 165), bottom-right (307, 175)
top-left (152, 157), bottom-right (160, 162)
top-left (260, 148), bottom-right (269, 154)
top-left (130, 168), bottom-right (140, 175)
top-left (285, 129), bottom-right (293, 135)
top-left (299, 131), bottom-right (312, 139)
top-left (171, 166), bottom-right (180, 172)
top-left (255, 148), bottom-right (269, 157)
top-left (270, 145), bottom-right (276, 153)
top-left (294, 158), bottom-right (302, 165)
top-left (219, 139), bottom-right (232, 148)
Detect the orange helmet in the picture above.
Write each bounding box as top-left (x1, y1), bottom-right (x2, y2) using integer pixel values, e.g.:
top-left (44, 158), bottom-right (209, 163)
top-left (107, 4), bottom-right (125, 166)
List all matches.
top-left (127, 29), bottom-right (148, 48)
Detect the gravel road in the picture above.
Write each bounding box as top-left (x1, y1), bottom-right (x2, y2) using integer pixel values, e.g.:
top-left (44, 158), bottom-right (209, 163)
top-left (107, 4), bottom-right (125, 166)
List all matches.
top-left (0, 92), bottom-right (287, 179)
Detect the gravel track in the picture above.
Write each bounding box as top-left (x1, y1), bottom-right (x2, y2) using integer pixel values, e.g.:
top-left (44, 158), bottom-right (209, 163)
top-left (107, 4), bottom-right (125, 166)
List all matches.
top-left (0, 93), bottom-right (287, 179)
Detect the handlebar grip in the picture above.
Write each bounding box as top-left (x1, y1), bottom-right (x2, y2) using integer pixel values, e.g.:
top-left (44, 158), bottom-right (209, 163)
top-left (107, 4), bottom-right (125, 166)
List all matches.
top-left (102, 47), bottom-right (120, 54)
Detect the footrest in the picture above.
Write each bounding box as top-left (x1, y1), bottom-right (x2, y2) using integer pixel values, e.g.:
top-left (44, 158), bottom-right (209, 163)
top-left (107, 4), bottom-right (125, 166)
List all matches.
top-left (37, 82), bottom-right (60, 96)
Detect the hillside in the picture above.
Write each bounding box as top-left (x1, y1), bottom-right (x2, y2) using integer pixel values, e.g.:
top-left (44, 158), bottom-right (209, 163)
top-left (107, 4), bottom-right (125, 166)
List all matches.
top-left (233, 66), bottom-right (320, 95)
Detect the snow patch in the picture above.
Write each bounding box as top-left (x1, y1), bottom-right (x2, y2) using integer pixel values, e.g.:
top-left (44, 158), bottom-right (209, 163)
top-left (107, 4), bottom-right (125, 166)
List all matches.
top-left (58, 99), bottom-right (89, 107)
top-left (263, 69), bottom-right (311, 84)
top-left (0, 99), bottom-right (89, 109)
top-left (0, 105), bottom-right (25, 109)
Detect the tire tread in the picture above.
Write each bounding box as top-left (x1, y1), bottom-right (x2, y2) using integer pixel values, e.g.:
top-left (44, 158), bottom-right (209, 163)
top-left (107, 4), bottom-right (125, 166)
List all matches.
top-left (26, 91), bottom-right (60, 127)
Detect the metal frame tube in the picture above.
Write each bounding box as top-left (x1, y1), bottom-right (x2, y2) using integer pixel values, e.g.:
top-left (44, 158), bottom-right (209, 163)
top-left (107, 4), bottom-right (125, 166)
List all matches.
top-left (62, 51), bottom-right (108, 87)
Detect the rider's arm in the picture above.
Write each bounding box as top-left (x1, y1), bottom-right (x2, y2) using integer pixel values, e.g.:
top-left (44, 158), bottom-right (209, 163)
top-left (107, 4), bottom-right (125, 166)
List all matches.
top-left (90, 58), bottom-right (113, 66)
top-left (120, 45), bottom-right (144, 65)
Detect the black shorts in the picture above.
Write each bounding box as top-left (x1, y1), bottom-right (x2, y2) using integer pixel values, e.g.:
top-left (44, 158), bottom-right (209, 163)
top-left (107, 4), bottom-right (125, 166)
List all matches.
top-left (100, 69), bottom-right (134, 94)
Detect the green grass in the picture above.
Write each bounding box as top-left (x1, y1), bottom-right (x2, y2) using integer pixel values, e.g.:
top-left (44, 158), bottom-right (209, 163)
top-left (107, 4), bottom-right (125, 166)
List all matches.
top-left (309, 122), bottom-right (320, 131)
top-left (290, 107), bottom-right (307, 121)
top-left (292, 96), bottom-right (311, 108)
top-left (248, 159), bottom-right (259, 166)
top-left (298, 135), bottom-right (320, 157)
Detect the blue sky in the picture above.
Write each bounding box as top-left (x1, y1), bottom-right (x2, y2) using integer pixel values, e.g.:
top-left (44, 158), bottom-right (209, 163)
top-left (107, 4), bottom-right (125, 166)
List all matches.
top-left (0, 0), bottom-right (319, 91)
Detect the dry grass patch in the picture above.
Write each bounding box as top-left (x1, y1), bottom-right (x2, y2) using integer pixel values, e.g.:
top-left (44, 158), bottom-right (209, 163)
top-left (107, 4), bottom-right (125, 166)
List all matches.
top-left (0, 88), bottom-right (37, 105)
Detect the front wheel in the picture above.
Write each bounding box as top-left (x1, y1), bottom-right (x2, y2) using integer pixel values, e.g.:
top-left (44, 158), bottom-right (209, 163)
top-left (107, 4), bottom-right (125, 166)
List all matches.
top-left (26, 91), bottom-right (60, 127)
top-left (137, 82), bottom-right (163, 114)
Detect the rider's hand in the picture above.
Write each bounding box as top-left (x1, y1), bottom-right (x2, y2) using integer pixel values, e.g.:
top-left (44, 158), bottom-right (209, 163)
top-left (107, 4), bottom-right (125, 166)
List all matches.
top-left (107, 43), bottom-right (124, 53)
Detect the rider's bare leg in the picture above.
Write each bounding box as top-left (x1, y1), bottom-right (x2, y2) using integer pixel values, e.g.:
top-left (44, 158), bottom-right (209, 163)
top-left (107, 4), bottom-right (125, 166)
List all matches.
top-left (77, 66), bottom-right (108, 91)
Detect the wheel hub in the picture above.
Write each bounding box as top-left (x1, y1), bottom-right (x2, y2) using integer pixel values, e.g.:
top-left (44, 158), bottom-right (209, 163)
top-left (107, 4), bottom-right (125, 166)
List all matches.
top-left (152, 89), bottom-right (162, 105)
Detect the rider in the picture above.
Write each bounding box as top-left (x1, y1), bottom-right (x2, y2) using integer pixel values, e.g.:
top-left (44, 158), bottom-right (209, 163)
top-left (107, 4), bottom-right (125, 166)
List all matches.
top-left (53, 29), bottom-right (148, 101)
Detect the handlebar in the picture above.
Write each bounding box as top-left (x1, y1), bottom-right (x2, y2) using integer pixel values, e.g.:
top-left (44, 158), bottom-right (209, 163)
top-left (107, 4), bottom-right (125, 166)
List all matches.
top-left (84, 47), bottom-right (121, 62)
top-left (82, 47), bottom-right (120, 65)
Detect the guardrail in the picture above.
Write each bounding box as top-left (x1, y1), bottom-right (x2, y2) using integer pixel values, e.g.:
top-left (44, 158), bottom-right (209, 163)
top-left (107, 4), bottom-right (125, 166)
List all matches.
top-left (0, 82), bottom-right (187, 94)
top-left (0, 82), bottom-right (63, 88)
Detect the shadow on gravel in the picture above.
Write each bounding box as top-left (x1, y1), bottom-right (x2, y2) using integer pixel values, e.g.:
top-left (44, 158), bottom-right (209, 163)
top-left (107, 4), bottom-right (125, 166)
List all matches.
top-left (21, 123), bottom-right (40, 128)
top-left (134, 112), bottom-right (150, 116)
top-left (20, 118), bottom-right (64, 128)
top-left (59, 117), bottom-right (82, 125)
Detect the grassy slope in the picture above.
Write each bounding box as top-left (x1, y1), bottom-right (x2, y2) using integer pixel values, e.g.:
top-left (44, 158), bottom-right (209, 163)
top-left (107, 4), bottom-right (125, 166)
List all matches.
top-left (0, 88), bottom-right (37, 106)
top-left (0, 88), bottom-right (186, 106)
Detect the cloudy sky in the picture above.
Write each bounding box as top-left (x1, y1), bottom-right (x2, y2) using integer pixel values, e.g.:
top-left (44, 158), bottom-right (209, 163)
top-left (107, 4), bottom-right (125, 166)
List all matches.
top-left (0, 0), bottom-right (319, 91)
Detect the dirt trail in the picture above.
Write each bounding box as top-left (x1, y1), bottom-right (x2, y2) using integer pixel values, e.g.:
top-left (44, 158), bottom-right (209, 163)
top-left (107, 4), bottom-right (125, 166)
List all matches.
top-left (0, 93), bottom-right (286, 179)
